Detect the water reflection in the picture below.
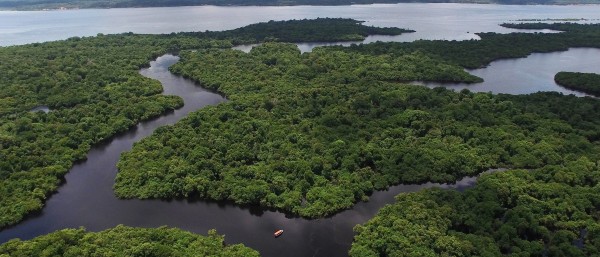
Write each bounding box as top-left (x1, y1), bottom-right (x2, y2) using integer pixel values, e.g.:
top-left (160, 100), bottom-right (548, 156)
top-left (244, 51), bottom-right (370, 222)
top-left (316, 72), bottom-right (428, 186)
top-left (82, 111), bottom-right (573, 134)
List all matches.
top-left (232, 41), bottom-right (365, 53)
top-left (29, 105), bottom-right (50, 113)
top-left (231, 29), bottom-right (558, 54)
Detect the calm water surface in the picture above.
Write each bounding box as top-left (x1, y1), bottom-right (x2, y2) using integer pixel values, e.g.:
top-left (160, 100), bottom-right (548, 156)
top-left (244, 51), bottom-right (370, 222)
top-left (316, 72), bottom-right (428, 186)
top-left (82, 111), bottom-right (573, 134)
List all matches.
top-left (419, 47), bottom-right (600, 96)
top-left (0, 54), bottom-right (497, 257)
top-left (2, 4), bottom-right (600, 46)
top-left (29, 105), bottom-right (51, 113)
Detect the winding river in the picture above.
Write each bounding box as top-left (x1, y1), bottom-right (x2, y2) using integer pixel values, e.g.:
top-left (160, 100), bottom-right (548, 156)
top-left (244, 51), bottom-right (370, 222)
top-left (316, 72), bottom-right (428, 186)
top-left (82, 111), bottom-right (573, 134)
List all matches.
top-left (1, 47), bottom-right (600, 257)
top-left (1, 3), bottom-right (600, 256)
top-left (0, 54), bottom-right (508, 257)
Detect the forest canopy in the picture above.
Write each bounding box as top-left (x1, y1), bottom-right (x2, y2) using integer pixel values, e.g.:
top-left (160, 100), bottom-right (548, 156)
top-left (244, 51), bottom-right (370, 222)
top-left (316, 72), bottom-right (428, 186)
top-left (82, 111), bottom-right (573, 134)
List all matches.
top-left (0, 18), bottom-right (399, 229)
top-left (0, 34), bottom-right (188, 229)
top-left (347, 23), bottom-right (600, 257)
top-left (2, 20), bottom-right (600, 257)
top-left (350, 158), bottom-right (600, 257)
top-left (554, 71), bottom-right (600, 96)
top-left (0, 225), bottom-right (259, 257)
top-left (115, 23), bottom-right (600, 218)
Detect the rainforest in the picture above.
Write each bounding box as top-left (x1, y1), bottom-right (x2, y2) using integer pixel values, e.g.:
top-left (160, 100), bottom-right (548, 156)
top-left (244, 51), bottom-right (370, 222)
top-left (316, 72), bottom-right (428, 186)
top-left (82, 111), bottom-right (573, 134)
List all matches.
top-left (554, 72), bottom-right (600, 96)
top-left (1, 18), bottom-right (600, 257)
top-left (0, 18), bottom-right (408, 229)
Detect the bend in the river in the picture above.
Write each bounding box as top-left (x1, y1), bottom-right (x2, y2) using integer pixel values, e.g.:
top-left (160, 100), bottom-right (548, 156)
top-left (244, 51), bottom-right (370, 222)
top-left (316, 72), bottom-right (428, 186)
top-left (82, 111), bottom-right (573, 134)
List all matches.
top-left (0, 54), bottom-right (503, 257)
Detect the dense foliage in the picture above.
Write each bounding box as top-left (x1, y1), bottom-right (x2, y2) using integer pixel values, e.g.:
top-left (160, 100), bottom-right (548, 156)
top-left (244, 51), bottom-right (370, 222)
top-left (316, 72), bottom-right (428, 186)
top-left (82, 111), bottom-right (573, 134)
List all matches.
top-left (0, 18), bottom-right (395, 229)
top-left (332, 23), bottom-right (600, 69)
top-left (0, 225), bottom-right (259, 257)
top-left (348, 23), bottom-right (600, 256)
top-left (2, 0), bottom-right (600, 10)
top-left (115, 37), bottom-right (600, 218)
top-left (0, 34), bottom-right (192, 229)
top-left (194, 18), bottom-right (413, 44)
top-left (500, 22), bottom-right (600, 32)
top-left (350, 158), bottom-right (600, 257)
top-left (555, 71), bottom-right (600, 96)
top-left (3, 20), bottom-right (600, 256)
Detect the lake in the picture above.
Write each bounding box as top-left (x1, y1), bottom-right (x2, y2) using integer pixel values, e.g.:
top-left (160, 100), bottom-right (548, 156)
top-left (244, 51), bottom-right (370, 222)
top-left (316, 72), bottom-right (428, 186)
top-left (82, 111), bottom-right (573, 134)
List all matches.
top-left (1, 4), bottom-right (600, 257)
top-left (2, 4), bottom-right (600, 46)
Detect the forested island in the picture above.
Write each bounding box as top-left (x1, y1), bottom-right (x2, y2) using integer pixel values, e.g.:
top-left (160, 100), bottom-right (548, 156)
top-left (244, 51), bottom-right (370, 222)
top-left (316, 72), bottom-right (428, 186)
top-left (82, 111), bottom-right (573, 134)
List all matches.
top-left (0, 226), bottom-right (259, 256)
top-left (333, 23), bottom-right (600, 69)
top-left (1, 0), bottom-right (599, 10)
top-left (2, 18), bottom-right (600, 257)
top-left (554, 71), bottom-right (600, 96)
top-left (191, 18), bottom-right (412, 44)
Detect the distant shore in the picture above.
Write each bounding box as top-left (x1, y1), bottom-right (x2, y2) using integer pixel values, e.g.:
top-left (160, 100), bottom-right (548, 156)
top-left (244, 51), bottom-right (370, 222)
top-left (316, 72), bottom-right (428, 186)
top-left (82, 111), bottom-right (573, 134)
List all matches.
top-left (2, 0), bottom-right (600, 11)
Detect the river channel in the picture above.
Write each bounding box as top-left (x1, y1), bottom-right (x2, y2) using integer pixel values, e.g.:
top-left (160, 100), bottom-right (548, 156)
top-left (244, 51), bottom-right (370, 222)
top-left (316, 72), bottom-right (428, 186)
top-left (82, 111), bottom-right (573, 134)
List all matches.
top-left (0, 53), bottom-right (511, 257)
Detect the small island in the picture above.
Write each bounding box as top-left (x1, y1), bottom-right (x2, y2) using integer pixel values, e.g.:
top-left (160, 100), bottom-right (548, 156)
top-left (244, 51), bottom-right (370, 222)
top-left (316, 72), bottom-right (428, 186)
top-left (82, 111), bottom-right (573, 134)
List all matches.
top-left (196, 18), bottom-right (414, 44)
top-left (554, 71), bottom-right (600, 96)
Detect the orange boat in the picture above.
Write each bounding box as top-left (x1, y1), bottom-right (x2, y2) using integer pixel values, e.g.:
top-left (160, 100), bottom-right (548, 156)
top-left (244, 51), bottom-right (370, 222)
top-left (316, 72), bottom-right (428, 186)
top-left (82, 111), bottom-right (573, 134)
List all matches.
top-left (274, 229), bottom-right (284, 237)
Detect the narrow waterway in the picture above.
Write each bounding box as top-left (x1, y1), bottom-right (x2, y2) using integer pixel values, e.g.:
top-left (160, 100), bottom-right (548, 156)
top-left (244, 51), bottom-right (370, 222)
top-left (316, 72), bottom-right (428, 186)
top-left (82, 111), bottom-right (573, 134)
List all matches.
top-left (0, 54), bottom-right (505, 257)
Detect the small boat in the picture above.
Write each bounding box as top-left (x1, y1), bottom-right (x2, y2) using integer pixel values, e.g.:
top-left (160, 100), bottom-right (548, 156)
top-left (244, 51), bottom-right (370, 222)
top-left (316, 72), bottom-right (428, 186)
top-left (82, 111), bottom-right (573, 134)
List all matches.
top-left (274, 229), bottom-right (284, 237)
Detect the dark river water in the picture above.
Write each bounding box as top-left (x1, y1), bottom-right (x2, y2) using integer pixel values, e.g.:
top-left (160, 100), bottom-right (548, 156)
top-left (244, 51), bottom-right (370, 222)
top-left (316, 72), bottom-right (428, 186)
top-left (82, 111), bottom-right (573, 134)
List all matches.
top-left (0, 54), bottom-right (504, 257)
